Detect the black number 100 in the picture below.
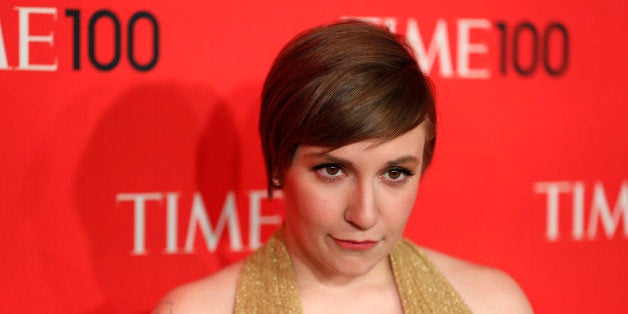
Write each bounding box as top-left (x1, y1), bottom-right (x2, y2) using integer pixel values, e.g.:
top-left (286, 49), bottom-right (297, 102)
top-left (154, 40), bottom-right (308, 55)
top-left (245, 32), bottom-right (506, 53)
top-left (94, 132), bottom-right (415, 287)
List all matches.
top-left (496, 21), bottom-right (569, 76)
top-left (65, 9), bottom-right (159, 72)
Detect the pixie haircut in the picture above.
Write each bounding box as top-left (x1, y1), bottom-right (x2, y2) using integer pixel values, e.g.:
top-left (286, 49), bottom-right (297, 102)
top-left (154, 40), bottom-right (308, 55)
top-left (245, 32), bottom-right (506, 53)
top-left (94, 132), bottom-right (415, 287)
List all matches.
top-left (260, 20), bottom-right (436, 196)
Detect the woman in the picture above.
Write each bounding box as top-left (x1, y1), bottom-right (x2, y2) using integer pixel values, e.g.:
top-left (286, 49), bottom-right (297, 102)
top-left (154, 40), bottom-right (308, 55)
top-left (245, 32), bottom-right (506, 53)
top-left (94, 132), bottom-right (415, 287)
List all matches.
top-left (156, 20), bottom-right (532, 313)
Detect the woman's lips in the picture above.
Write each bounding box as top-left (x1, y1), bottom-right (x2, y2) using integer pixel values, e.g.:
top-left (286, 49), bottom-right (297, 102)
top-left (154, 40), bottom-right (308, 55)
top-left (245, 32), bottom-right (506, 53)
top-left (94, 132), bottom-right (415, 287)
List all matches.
top-left (332, 237), bottom-right (378, 251)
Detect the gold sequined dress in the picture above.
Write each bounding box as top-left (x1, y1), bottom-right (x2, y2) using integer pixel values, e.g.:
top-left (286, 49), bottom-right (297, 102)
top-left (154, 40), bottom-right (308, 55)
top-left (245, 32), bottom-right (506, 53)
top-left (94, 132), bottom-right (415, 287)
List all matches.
top-left (235, 229), bottom-right (472, 313)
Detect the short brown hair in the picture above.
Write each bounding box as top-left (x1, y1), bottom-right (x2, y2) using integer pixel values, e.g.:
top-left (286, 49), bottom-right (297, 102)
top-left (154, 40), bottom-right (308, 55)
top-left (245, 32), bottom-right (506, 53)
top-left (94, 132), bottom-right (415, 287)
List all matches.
top-left (260, 19), bottom-right (436, 197)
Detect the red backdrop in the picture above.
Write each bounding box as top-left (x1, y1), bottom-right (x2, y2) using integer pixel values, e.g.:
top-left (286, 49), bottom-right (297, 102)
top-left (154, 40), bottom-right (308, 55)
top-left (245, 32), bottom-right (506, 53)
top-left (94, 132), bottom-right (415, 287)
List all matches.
top-left (1, 1), bottom-right (626, 313)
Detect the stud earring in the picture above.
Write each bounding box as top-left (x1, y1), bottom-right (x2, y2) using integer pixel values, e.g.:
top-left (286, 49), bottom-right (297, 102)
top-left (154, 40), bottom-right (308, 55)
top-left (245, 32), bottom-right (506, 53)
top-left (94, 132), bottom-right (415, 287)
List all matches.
top-left (272, 177), bottom-right (282, 187)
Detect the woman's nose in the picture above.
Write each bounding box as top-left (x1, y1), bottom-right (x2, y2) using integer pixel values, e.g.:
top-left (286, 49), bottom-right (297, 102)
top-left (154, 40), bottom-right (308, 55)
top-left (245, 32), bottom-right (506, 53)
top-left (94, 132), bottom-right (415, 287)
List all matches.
top-left (343, 179), bottom-right (379, 230)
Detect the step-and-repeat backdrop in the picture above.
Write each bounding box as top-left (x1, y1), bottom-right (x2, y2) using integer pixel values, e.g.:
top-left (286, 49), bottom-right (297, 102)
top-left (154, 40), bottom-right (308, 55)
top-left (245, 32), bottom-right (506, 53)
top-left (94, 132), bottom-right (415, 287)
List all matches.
top-left (1, 1), bottom-right (626, 313)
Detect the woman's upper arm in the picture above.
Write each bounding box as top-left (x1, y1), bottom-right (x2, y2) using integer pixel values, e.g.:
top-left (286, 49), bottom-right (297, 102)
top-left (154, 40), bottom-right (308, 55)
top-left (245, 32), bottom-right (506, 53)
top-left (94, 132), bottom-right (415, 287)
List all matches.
top-left (152, 262), bottom-right (242, 314)
top-left (464, 268), bottom-right (533, 314)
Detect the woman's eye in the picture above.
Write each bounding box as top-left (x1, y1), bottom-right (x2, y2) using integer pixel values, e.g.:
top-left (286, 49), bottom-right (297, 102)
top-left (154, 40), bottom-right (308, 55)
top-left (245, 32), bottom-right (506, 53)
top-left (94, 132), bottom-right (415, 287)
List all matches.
top-left (320, 165), bottom-right (342, 176)
top-left (388, 169), bottom-right (403, 180)
top-left (312, 164), bottom-right (346, 182)
top-left (382, 168), bottom-right (413, 182)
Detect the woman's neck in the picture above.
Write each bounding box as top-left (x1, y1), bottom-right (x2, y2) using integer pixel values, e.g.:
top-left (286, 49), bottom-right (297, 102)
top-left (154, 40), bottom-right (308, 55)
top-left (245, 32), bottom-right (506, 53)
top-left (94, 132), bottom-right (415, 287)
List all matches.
top-left (286, 242), bottom-right (403, 314)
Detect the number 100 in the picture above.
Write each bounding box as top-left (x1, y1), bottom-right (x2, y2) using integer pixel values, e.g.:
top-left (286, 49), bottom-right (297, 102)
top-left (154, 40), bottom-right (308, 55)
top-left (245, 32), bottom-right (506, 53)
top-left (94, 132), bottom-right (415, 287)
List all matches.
top-left (65, 9), bottom-right (159, 72)
top-left (496, 21), bottom-right (569, 76)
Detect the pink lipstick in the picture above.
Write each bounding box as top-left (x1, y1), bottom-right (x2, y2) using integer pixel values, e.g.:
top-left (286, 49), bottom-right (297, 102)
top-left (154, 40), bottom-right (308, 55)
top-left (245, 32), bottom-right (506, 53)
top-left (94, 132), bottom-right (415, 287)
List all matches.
top-left (332, 237), bottom-right (378, 251)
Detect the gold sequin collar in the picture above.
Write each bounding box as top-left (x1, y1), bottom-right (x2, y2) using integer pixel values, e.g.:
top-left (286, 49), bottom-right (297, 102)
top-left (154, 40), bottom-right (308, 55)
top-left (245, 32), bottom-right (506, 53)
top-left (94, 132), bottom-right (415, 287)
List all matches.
top-left (235, 230), bottom-right (472, 313)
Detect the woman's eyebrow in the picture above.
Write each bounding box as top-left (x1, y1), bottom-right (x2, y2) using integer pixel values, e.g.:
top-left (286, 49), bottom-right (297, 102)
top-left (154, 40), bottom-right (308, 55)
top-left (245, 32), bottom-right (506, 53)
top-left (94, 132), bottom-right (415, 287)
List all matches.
top-left (303, 152), bottom-right (418, 168)
top-left (385, 156), bottom-right (419, 167)
top-left (303, 151), bottom-right (354, 167)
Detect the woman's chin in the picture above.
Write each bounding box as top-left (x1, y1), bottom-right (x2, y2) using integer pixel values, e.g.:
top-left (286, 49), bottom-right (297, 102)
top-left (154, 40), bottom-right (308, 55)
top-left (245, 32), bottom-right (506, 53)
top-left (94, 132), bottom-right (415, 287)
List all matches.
top-left (324, 256), bottom-right (386, 279)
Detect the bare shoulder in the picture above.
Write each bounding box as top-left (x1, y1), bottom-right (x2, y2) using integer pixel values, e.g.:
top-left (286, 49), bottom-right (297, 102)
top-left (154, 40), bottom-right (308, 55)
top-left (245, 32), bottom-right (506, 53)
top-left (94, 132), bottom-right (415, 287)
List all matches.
top-left (152, 262), bottom-right (243, 314)
top-left (421, 247), bottom-right (533, 314)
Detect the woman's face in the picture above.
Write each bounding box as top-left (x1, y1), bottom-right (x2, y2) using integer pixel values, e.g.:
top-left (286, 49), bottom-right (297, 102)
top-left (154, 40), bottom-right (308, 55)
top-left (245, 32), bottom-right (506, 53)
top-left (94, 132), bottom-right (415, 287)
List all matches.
top-left (282, 125), bottom-right (426, 279)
